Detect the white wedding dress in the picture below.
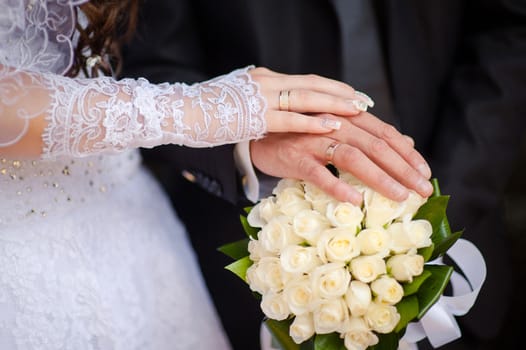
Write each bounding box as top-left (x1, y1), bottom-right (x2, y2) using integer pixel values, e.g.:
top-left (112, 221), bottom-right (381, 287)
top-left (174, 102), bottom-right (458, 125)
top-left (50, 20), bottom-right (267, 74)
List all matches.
top-left (0, 1), bottom-right (267, 349)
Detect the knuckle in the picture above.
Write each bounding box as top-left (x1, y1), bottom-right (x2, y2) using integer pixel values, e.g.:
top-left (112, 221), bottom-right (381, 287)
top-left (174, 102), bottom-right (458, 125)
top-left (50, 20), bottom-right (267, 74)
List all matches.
top-left (381, 124), bottom-right (399, 140)
top-left (340, 146), bottom-right (362, 165)
top-left (297, 158), bottom-right (317, 178)
top-left (404, 148), bottom-right (421, 164)
top-left (402, 165), bottom-right (418, 183)
top-left (252, 67), bottom-right (270, 75)
top-left (306, 73), bottom-right (321, 81)
top-left (283, 143), bottom-right (300, 158)
top-left (293, 89), bottom-right (308, 102)
top-left (369, 138), bottom-right (389, 155)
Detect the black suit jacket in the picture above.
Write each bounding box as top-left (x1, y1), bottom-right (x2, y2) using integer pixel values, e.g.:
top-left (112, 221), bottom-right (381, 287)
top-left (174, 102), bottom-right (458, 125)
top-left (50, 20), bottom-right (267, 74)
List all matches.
top-left (121, 0), bottom-right (526, 348)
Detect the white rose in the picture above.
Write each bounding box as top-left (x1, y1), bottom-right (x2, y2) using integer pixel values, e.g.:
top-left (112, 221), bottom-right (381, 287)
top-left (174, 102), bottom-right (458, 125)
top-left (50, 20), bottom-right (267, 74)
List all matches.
top-left (283, 275), bottom-right (317, 315)
top-left (363, 189), bottom-right (405, 228)
top-left (396, 191), bottom-right (427, 222)
top-left (258, 216), bottom-right (301, 254)
top-left (317, 228), bottom-right (360, 263)
top-left (326, 201), bottom-right (364, 230)
top-left (247, 197), bottom-right (280, 227)
top-left (280, 245), bottom-right (321, 275)
top-left (364, 301), bottom-right (400, 334)
top-left (303, 182), bottom-right (333, 214)
top-left (343, 317), bottom-right (379, 350)
top-left (344, 281), bottom-right (372, 317)
top-left (370, 275), bottom-right (404, 305)
top-left (313, 298), bottom-right (350, 334)
top-left (349, 255), bottom-right (386, 283)
top-left (272, 178), bottom-right (303, 195)
top-left (276, 187), bottom-right (311, 217)
top-left (290, 314), bottom-right (315, 344)
top-left (293, 209), bottom-right (330, 244)
top-left (246, 263), bottom-right (266, 294)
top-left (404, 219), bottom-right (433, 249)
top-left (311, 262), bottom-right (351, 299)
top-left (248, 239), bottom-right (273, 262)
top-left (387, 222), bottom-right (413, 254)
top-left (246, 257), bottom-right (289, 294)
top-left (387, 253), bottom-right (425, 283)
top-left (356, 227), bottom-right (391, 257)
top-left (261, 292), bottom-right (290, 321)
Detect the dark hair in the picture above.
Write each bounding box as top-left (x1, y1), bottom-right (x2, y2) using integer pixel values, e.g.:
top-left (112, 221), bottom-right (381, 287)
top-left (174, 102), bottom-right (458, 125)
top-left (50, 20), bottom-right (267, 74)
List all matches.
top-left (68, 0), bottom-right (140, 77)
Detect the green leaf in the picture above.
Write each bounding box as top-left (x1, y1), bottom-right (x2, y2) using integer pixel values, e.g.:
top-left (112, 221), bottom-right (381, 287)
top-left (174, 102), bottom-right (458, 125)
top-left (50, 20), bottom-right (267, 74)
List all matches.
top-left (244, 206), bottom-right (254, 214)
top-left (224, 256), bottom-right (252, 283)
top-left (430, 230), bottom-right (463, 260)
top-left (314, 333), bottom-right (346, 350)
top-left (414, 196), bottom-right (450, 239)
top-left (416, 265), bottom-right (453, 319)
top-left (217, 238), bottom-right (250, 260)
top-left (430, 178), bottom-right (441, 197)
top-left (265, 318), bottom-right (301, 350)
top-left (394, 295), bottom-right (419, 332)
top-left (403, 269), bottom-right (432, 296)
top-left (413, 195), bottom-right (456, 261)
top-left (299, 339), bottom-right (315, 350)
top-left (418, 243), bottom-right (434, 262)
top-left (240, 214), bottom-right (259, 239)
top-left (369, 332), bottom-right (400, 350)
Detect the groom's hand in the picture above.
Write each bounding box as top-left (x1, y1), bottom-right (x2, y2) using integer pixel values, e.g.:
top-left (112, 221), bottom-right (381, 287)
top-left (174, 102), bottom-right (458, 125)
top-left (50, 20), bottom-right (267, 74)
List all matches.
top-left (250, 112), bottom-right (433, 205)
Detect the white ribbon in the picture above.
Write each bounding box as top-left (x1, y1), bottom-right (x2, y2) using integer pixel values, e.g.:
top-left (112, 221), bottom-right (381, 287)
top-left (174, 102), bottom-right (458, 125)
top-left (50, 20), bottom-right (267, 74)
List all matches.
top-left (400, 238), bottom-right (487, 349)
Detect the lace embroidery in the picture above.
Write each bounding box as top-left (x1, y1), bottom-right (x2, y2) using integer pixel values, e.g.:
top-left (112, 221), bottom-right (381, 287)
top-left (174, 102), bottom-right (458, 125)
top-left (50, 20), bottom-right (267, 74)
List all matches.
top-left (0, 0), bottom-right (88, 146)
top-left (2, 0), bottom-right (267, 155)
top-left (41, 66), bottom-right (267, 158)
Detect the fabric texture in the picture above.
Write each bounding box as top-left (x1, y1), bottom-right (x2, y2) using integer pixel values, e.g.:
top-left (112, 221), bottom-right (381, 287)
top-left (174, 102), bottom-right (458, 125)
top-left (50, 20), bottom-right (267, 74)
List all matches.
top-left (0, 0), bottom-right (278, 348)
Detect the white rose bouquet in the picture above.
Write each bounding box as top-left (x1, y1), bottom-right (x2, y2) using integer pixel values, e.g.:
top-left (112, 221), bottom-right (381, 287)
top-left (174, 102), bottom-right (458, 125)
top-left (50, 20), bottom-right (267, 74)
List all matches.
top-left (219, 172), bottom-right (466, 350)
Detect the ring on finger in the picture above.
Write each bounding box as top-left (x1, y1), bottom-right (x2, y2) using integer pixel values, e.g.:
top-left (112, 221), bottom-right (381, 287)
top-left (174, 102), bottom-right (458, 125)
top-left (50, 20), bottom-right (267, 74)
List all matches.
top-left (325, 141), bottom-right (341, 165)
top-left (279, 90), bottom-right (291, 111)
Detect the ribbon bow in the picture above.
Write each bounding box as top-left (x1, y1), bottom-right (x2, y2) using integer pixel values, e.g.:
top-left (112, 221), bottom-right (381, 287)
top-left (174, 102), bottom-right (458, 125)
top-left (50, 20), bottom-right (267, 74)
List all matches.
top-left (400, 238), bottom-right (487, 349)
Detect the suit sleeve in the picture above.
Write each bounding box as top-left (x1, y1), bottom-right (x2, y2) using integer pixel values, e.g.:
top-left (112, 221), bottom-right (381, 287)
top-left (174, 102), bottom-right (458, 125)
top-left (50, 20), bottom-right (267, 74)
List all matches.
top-left (430, 0), bottom-right (526, 337)
top-left (120, 0), bottom-right (246, 204)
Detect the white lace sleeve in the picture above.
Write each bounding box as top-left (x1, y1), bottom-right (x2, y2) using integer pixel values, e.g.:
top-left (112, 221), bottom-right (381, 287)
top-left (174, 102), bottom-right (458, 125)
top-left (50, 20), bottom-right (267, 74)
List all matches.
top-left (1, 67), bottom-right (267, 158)
top-left (39, 66), bottom-right (267, 157)
top-left (0, 0), bottom-right (267, 159)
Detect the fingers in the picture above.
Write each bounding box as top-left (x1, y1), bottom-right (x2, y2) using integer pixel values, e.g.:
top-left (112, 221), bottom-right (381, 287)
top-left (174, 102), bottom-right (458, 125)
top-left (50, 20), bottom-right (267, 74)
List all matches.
top-left (286, 89), bottom-right (369, 115)
top-left (249, 68), bottom-right (375, 129)
top-left (250, 134), bottom-right (364, 205)
top-left (347, 112), bottom-right (432, 179)
top-left (248, 67), bottom-right (433, 200)
top-left (295, 157), bottom-right (363, 205)
top-left (403, 135), bottom-right (415, 147)
top-left (327, 117), bottom-right (433, 198)
top-left (325, 141), bottom-right (410, 201)
top-left (265, 110), bottom-right (342, 133)
top-left (252, 67), bottom-right (357, 99)
top-left (263, 88), bottom-right (374, 132)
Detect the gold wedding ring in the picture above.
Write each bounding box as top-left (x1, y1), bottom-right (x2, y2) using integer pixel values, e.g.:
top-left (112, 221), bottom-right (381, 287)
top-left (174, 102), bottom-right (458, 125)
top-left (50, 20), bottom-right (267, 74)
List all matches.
top-left (325, 142), bottom-right (341, 164)
top-left (279, 90), bottom-right (290, 111)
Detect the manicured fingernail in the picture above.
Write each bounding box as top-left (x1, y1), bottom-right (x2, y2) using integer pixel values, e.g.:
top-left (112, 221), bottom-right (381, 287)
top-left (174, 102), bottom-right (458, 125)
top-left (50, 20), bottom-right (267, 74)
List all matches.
top-left (321, 118), bottom-right (341, 130)
top-left (355, 91), bottom-right (375, 108)
top-left (350, 99), bottom-right (368, 112)
top-left (417, 163), bottom-right (432, 178)
top-left (418, 178), bottom-right (433, 195)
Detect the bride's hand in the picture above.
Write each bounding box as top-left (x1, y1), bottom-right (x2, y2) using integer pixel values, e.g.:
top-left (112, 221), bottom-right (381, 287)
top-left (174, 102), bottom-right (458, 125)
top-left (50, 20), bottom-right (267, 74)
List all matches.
top-left (249, 67), bottom-right (374, 133)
